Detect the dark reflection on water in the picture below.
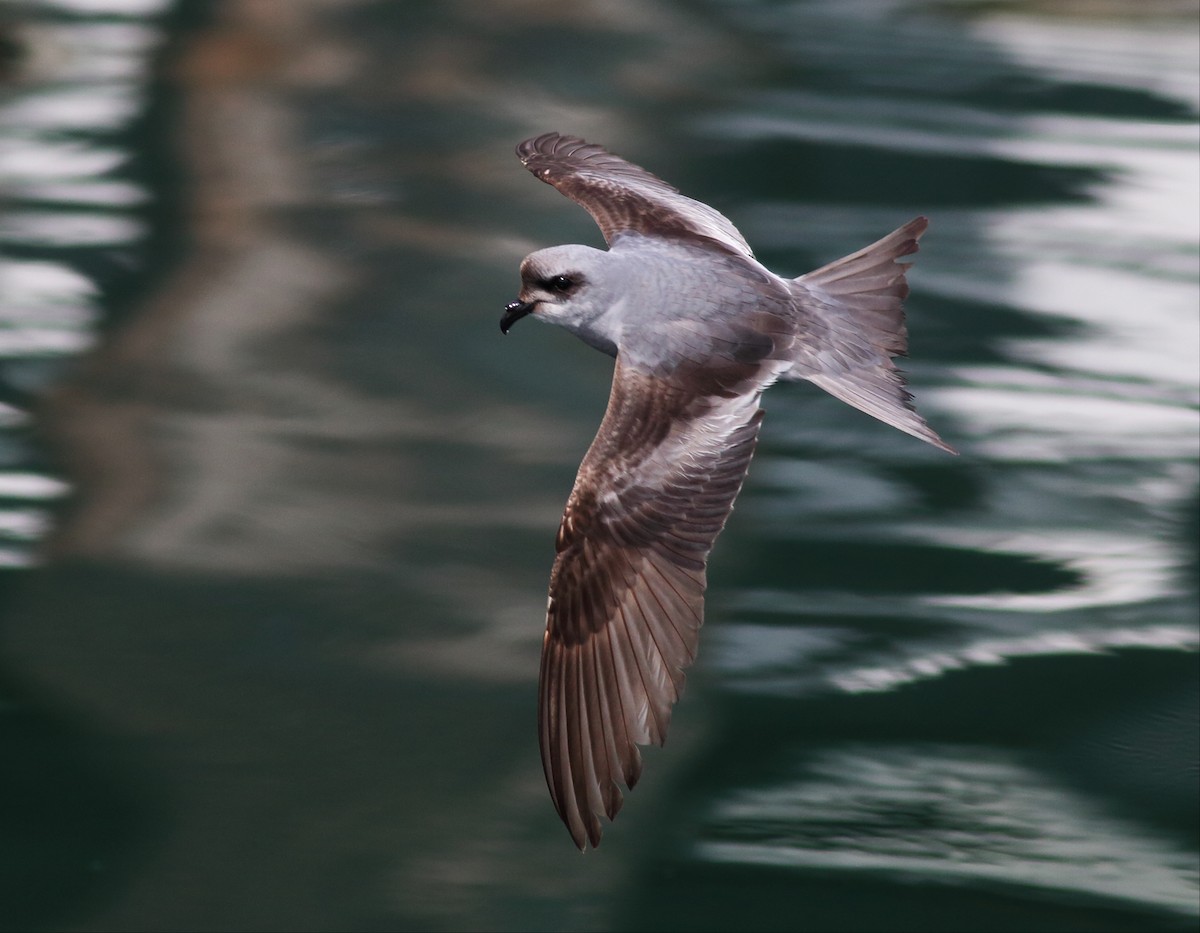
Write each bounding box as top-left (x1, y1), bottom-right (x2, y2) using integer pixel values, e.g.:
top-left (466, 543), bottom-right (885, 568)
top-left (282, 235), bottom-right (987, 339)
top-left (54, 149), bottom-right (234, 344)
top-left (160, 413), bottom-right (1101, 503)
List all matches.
top-left (0, 0), bottom-right (1197, 930)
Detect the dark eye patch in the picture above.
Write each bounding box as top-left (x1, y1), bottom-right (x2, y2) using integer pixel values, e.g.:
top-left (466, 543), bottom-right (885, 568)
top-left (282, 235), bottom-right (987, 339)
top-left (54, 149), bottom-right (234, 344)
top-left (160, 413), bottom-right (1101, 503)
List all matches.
top-left (540, 273), bottom-right (579, 294)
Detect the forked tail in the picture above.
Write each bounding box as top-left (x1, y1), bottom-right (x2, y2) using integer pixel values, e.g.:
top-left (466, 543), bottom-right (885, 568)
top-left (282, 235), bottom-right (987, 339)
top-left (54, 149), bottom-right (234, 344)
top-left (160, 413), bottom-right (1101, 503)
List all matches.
top-left (786, 217), bottom-right (956, 454)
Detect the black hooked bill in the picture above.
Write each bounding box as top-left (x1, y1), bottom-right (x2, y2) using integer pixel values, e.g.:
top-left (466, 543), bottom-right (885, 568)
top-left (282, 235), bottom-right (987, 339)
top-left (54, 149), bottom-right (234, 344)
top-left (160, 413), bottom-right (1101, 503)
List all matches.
top-left (500, 299), bottom-right (536, 334)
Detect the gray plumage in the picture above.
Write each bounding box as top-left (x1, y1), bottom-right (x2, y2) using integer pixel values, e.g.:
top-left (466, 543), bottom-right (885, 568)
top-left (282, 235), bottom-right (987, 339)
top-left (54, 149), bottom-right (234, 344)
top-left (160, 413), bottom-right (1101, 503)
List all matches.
top-left (503, 132), bottom-right (955, 850)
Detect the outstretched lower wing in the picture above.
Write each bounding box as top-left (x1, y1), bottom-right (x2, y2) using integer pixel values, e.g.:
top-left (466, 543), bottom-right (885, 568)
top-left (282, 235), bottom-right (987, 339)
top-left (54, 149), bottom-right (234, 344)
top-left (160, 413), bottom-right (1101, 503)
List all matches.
top-left (517, 132), bottom-right (754, 257)
top-left (540, 357), bottom-right (764, 849)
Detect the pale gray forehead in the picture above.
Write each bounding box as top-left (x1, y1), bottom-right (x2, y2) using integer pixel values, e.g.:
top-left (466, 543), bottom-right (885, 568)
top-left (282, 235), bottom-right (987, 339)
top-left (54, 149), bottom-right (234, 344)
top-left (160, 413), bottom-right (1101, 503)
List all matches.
top-left (521, 243), bottom-right (605, 278)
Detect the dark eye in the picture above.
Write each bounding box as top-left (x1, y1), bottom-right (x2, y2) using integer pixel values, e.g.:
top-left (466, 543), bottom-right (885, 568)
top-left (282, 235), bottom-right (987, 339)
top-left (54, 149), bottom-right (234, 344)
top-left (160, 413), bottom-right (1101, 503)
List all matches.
top-left (546, 274), bottom-right (574, 293)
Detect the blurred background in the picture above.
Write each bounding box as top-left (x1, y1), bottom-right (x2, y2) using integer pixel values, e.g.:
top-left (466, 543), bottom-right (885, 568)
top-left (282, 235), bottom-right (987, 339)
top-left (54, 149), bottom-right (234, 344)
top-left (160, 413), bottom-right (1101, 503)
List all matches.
top-left (0, 0), bottom-right (1197, 930)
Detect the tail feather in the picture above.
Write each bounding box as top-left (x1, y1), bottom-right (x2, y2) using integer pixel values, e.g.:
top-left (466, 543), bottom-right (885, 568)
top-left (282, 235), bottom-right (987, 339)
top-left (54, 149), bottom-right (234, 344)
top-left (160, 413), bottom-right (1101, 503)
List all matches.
top-left (786, 217), bottom-right (957, 454)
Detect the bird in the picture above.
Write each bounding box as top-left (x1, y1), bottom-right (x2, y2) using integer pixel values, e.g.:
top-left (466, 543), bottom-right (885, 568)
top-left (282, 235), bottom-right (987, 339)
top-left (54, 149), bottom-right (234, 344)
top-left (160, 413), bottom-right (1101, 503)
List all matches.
top-left (501, 132), bottom-right (955, 850)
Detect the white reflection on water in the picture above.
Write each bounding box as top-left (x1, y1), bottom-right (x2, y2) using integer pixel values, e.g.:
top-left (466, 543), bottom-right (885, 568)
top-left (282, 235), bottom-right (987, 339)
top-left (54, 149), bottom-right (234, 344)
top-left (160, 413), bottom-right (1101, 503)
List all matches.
top-left (713, 93), bottom-right (1199, 172)
top-left (880, 11), bottom-right (1198, 684)
top-left (0, 5), bottom-right (165, 566)
top-left (0, 258), bottom-right (99, 352)
top-left (0, 137), bottom-right (127, 179)
top-left (0, 210), bottom-right (144, 247)
top-left (698, 744), bottom-right (1200, 916)
top-left (13, 20), bottom-right (161, 83)
top-left (977, 14), bottom-right (1200, 109)
top-left (0, 85), bottom-right (143, 131)
top-left (0, 473), bottom-right (70, 498)
top-left (834, 626), bottom-right (1198, 694)
top-left (704, 3), bottom-right (1199, 700)
top-left (2, 259), bottom-right (95, 306)
top-left (907, 11), bottom-right (1199, 454)
top-left (33, 0), bottom-right (171, 13)
top-left (927, 529), bottom-right (1185, 611)
top-left (0, 507), bottom-right (53, 540)
top-left (926, 377), bottom-right (1198, 460)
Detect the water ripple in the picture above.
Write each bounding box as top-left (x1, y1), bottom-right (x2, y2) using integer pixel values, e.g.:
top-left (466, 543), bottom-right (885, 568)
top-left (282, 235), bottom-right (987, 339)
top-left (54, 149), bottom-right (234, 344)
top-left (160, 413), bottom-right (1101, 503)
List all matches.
top-left (697, 744), bottom-right (1199, 916)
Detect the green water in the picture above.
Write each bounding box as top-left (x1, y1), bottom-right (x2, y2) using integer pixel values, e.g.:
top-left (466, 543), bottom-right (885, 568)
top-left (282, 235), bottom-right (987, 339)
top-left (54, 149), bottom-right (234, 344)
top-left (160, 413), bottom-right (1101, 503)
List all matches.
top-left (1, 1), bottom-right (1197, 930)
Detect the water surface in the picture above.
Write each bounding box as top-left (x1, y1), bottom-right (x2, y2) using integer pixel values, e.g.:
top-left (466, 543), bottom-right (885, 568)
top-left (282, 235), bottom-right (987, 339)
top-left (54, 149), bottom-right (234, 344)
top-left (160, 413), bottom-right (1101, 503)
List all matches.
top-left (1, 1), bottom-right (1196, 930)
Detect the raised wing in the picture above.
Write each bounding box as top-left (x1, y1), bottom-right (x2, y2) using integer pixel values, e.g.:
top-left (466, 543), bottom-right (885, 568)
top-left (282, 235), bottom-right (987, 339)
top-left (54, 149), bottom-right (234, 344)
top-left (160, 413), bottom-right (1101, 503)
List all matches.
top-left (517, 132), bottom-right (754, 257)
top-left (540, 357), bottom-right (764, 849)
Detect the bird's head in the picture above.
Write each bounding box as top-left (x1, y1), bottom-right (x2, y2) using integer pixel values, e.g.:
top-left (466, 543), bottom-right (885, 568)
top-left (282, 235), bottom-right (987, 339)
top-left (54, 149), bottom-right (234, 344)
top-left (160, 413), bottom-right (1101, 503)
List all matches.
top-left (501, 245), bottom-right (615, 342)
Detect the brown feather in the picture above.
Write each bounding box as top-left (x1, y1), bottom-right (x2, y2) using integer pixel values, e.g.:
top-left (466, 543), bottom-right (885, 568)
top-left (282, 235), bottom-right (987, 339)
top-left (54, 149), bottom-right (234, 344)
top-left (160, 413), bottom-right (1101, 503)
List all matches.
top-left (518, 133), bottom-right (754, 257)
top-left (538, 357), bottom-right (765, 849)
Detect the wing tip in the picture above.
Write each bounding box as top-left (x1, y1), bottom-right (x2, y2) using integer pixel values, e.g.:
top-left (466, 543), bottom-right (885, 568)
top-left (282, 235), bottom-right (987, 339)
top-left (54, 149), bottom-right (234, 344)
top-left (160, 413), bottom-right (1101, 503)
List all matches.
top-left (516, 131), bottom-right (591, 167)
top-left (913, 422), bottom-right (959, 455)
